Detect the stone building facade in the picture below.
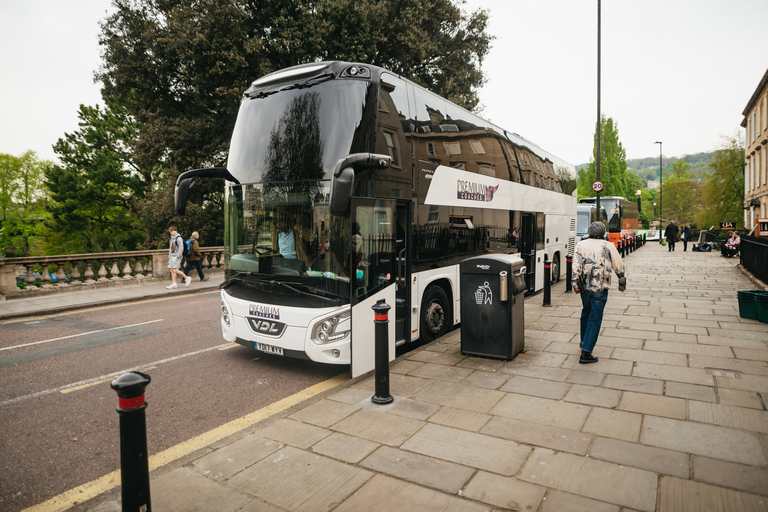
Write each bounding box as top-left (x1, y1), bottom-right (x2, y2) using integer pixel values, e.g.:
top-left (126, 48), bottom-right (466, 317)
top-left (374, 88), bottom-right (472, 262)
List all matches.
top-left (742, 67), bottom-right (768, 230)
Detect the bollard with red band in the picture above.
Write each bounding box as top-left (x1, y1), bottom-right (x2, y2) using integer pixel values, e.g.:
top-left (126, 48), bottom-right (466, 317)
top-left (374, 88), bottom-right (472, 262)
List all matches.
top-left (543, 260), bottom-right (552, 307)
top-left (371, 299), bottom-right (393, 404)
top-left (565, 255), bottom-right (573, 293)
top-left (111, 372), bottom-right (152, 512)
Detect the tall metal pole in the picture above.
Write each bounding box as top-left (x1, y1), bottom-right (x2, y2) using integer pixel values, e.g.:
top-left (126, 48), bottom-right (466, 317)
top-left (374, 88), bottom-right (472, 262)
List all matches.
top-left (596, 0), bottom-right (601, 215)
top-left (655, 141), bottom-right (663, 241)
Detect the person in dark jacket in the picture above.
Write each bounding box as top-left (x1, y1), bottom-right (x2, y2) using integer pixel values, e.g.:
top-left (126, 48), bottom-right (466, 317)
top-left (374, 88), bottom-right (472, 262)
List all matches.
top-left (183, 231), bottom-right (208, 282)
top-left (664, 220), bottom-right (679, 252)
top-left (682, 223), bottom-right (692, 251)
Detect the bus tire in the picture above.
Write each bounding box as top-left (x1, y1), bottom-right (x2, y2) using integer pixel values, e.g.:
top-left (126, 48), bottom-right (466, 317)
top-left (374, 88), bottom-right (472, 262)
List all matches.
top-left (420, 285), bottom-right (451, 342)
top-left (551, 254), bottom-right (560, 284)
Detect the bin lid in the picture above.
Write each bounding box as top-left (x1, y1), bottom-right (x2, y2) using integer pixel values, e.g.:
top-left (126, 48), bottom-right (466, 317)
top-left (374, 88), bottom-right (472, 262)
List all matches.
top-left (460, 253), bottom-right (525, 274)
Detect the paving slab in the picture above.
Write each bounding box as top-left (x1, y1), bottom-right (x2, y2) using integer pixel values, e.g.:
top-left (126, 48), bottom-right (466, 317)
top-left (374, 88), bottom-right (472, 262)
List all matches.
top-left (664, 381), bottom-right (716, 402)
top-left (490, 393), bottom-right (591, 431)
top-left (582, 407), bottom-right (642, 442)
top-left (361, 446), bottom-right (475, 493)
top-left (400, 423), bottom-right (532, 476)
top-left (333, 474), bottom-right (490, 512)
top-left (619, 391), bottom-right (687, 419)
top-left (499, 375), bottom-right (571, 399)
top-left (588, 437), bottom-right (690, 479)
top-left (311, 432), bottom-right (379, 463)
top-left (692, 456), bottom-right (768, 497)
top-left (566, 369), bottom-right (606, 386)
top-left (428, 406), bottom-right (491, 432)
top-left (150, 467), bottom-right (252, 512)
top-left (688, 401), bottom-right (768, 433)
top-left (413, 380), bottom-right (505, 414)
top-left (461, 369), bottom-right (509, 389)
top-left (256, 418), bottom-right (332, 449)
top-left (287, 399), bottom-right (359, 428)
top-left (540, 490), bottom-right (620, 512)
top-left (461, 472), bottom-right (546, 510)
top-left (332, 408), bottom-right (425, 446)
top-left (640, 415), bottom-right (767, 466)
top-left (718, 388), bottom-right (765, 409)
top-left (192, 433), bottom-right (282, 480)
top-left (228, 446), bottom-right (372, 512)
top-left (564, 384), bottom-right (620, 408)
top-left (659, 477), bottom-right (768, 512)
top-left (603, 374), bottom-right (664, 395)
top-left (480, 415), bottom-right (594, 455)
top-left (518, 448), bottom-right (658, 512)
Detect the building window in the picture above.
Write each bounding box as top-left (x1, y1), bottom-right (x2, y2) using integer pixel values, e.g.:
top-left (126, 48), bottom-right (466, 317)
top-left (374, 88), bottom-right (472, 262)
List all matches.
top-left (450, 162), bottom-right (466, 170)
top-left (428, 205), bottom-right (439, 223)
top-left (383, 131), bottom-right (399, 166)
top-left (443, 141), bottom-right (461, 155)
top-left (427, 142), bottom-right (436, 156)
top-left (439, 124), bottom-right (459, 132)
top-left (469, 140), bottom-right (486, 154)
top-left (479, 164), bottom-right (494, 176)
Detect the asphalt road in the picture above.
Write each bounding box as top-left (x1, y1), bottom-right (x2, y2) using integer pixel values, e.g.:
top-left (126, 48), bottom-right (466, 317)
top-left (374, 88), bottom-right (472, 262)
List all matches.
top-left (0, 291), bottom-right (346, 512)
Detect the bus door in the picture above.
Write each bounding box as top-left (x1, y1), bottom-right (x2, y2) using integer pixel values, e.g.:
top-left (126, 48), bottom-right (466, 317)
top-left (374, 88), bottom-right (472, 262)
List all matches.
top-left (520, 213), bottom-right (537, 292)
top-left (395, 200), bottom-right (411, 345)
top-left (350, 198), bottom-right (397, 378)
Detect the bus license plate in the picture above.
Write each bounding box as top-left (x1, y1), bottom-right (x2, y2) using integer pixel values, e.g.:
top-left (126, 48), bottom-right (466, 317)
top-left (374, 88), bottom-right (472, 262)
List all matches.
top-left (255, 342), bottom-right (284, 356)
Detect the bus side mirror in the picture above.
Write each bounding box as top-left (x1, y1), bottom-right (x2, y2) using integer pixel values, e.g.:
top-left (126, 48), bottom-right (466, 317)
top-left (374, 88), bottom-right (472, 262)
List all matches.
top-left (175, 177), bottom-right (194, 215)
top-left (329, 153), bottom-right (391, 217)
top-left (175, 167), bottom-right (240, 215)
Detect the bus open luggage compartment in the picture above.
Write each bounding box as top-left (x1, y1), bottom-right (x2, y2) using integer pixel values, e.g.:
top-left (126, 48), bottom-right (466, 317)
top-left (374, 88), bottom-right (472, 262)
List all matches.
top-left (693, 226), bottom-right (718, 252)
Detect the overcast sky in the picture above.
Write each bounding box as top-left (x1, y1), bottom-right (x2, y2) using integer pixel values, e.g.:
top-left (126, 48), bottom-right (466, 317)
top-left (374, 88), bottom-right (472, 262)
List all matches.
top-left (1, 0), bottom-right (767, 167)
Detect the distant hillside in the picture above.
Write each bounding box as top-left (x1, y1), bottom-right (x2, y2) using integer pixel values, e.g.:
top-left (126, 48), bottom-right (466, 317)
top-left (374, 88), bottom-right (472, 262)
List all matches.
top-left (576, 151), bottom-right (715, 185)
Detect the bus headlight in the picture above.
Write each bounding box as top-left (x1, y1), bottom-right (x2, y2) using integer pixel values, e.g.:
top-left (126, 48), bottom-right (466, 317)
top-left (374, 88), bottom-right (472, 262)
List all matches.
top-left (221, 300), bottom-right (231, 327)
top-left (311, 310), bottom-right (350, 345)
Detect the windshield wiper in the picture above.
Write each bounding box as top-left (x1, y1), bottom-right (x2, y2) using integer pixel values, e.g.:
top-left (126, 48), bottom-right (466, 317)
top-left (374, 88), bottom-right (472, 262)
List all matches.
top-left (269, 280), bottom-right (344, 305)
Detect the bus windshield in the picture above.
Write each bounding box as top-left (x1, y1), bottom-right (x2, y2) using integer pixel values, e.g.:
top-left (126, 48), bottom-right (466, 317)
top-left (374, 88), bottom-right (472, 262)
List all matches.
top-left (221, 79), bottom-right (375, 303)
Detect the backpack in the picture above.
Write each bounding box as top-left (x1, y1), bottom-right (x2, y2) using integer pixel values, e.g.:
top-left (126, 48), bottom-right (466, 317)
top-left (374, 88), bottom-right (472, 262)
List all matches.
top-left (181, 237), bottom-right (191, 258)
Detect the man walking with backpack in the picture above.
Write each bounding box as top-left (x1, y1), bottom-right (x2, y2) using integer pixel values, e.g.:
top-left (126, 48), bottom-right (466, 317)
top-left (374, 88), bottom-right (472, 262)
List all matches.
top-left (572, 222), bottom-right (626, 364)
top-left (183, 231), bottom-right (209, 282)
top-left (167, 226), bottom-right (191, 289)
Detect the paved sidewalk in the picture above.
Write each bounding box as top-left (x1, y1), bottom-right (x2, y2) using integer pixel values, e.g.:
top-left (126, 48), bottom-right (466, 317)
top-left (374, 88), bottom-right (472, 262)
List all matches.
top-left (0, 274), bottom-right (225, 321)
top-left (27, 243), bottom-right (768, 511)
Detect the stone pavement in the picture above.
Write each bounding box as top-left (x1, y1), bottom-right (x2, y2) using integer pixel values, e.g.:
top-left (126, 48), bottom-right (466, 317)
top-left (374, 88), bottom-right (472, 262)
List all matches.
top-left (24, 243), bottom-right (768, 511)
top-left (0, 273), bottom-right (225, 321)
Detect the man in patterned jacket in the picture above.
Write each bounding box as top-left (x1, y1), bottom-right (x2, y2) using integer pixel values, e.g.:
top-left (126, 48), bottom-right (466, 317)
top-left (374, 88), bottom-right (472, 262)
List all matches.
top-left (572, 222), bottom-right (626, 364)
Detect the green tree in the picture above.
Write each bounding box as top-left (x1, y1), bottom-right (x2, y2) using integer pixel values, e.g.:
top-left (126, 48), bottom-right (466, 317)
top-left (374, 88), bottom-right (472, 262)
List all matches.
top-left (97, 0), bottom-right (494, 248)
top-left (0, 151), bottom-right (52, 256)
top-left (555, 166), bottom-right (577, 196)
top-left (578, 115), bottom-right (631, 199)
top-left (696, 134), bottom-right (745, 229)
top-left (45, 103), bottom-right (145, 253)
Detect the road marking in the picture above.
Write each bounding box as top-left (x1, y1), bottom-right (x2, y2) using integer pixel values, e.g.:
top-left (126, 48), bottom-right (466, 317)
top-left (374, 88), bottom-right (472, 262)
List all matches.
top-left (0, 319), bottom-right (164, 352)
top-left (0, 344), bottom-right (231, 407)
top-left (60, 367), bottom-right (158, 394)
top-left (21, 372), bottom-right (349, 512)
top-left (218, 343), bottom-right (239, 351)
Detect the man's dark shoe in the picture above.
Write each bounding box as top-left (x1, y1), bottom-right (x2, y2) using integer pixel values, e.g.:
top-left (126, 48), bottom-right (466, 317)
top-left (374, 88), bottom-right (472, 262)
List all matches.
top-left (202, 276), bottom-right (209, 282)
top-left (579, 351), bottom-right (599, 364)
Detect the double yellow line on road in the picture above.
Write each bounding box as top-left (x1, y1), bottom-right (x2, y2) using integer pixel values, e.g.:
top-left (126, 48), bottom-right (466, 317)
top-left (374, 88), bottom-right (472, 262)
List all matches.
top-left (23, 373), bottom-right (348, 512)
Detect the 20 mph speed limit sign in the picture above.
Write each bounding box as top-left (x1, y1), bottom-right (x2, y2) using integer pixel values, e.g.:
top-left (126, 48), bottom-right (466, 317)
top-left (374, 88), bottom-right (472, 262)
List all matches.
top-left (591, 180), bottom-right (604, 193)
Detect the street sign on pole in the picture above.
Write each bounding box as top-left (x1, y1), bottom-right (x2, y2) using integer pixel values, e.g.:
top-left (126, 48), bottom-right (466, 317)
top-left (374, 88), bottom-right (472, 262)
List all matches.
top-left (591, 180), bottom-right (604, 193)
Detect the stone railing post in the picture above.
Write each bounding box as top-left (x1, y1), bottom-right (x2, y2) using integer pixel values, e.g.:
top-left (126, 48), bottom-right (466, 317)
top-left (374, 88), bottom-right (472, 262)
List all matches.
top-left (0, 260), bottom-right (17, 295)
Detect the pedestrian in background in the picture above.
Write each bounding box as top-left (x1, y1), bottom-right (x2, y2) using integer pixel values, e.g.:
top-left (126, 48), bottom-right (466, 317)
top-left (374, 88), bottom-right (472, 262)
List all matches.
top-left (167, 226), bottom-right (190, 289)
top-left (183, 231), bottom-right (208, 282)
top-left (664, 220), bottom-right (679, 252)
top-left (682, 223), bottom-right (692, 251)
top-left (572, 221), bottom-right (626, 364)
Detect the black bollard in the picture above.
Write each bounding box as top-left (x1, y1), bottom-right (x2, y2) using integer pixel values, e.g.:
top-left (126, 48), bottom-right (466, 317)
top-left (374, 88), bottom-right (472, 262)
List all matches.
top-left (565, 255), bottom-right (573, 293)
top-left (111, 372), bottom-right (152, 512)
top-left (543, 260), bottom-right (552, 307)
top-left (371, 299), bottom-right (393, 404)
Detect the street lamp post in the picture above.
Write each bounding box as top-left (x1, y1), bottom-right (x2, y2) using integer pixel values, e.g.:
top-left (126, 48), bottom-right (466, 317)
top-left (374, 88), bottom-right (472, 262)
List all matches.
top-left (654, 141), bottom-right (663, 243)
top-left (636, 189), bottom-right (642, 213)
top-left (653, 202), bottom-right (657, 219)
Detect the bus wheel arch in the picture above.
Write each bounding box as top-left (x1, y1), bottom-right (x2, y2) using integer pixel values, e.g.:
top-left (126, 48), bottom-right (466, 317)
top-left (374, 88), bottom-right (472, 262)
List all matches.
top-left (420, 281), bottom-right (452, 343)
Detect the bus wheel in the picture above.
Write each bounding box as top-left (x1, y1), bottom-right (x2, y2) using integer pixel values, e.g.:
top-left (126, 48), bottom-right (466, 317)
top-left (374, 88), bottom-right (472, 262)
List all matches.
top-left (420, 286), bottom-right (450, 342)
top-left (551, 255), bottom-right (560, 284)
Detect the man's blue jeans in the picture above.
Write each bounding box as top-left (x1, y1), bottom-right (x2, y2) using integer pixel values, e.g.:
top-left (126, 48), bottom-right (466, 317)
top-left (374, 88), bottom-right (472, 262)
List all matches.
top-left (184, 260), bottom-right (205, 280)
top-left (579, 289), bottom-right (608, 353)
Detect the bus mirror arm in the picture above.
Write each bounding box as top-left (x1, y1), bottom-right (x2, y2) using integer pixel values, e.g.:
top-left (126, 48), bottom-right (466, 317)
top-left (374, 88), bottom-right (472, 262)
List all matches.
top-left (329, 153), bottom-right (391, 216)
top-left (175, 167), bottom-right (240, 215)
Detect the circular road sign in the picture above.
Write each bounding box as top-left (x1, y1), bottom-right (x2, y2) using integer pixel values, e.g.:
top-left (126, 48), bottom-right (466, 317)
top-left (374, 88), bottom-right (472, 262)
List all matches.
top-left (591, 180), bottom-right (604, 193)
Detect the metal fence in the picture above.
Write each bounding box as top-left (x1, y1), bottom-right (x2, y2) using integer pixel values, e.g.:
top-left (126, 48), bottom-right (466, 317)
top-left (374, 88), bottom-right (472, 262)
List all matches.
top-left (741, 235), bottom-right (768, 285)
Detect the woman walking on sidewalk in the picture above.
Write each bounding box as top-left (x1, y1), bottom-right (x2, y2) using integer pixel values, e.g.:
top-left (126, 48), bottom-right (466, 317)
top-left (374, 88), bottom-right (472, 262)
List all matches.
top-left (167, 226), bottom-right (190, 289)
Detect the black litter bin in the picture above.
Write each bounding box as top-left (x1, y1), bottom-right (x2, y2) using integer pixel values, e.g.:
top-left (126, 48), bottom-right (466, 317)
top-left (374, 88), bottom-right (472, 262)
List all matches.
top-left (460, 254), bottom-right (526, 360)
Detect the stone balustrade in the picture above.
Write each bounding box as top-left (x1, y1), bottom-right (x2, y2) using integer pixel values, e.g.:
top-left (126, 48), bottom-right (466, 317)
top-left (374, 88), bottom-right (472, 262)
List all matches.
top-left (0, 247), bottom-right (225, 300)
